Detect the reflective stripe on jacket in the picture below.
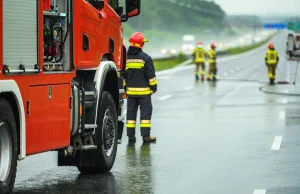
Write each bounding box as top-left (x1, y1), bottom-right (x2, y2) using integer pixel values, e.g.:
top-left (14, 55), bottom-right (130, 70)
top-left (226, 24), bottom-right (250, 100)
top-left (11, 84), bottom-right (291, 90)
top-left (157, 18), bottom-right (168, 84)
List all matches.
top-left (193, 48), bottom-right (206, 63)
top-left (265, 49), bottom-right (279, 65)
top-left (208, 49), bottom-right (216, 63)
top-left (120, 47), bottom-right (157, 96)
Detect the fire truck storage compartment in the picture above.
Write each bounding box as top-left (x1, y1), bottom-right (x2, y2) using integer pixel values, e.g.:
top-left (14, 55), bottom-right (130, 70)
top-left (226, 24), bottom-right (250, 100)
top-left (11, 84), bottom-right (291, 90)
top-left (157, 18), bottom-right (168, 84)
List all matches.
top-left (3, 0), bottom-right (38, 73)
top-left (43, 0), bottom-right (71, 72)
top-left (27, 84), bottom-right (71, 154)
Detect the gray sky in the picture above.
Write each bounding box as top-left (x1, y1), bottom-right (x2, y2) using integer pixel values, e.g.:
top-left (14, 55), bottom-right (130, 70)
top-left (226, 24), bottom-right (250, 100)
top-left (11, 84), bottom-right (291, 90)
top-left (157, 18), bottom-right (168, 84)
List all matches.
top-left (215, 0), bottom-right (299, 15)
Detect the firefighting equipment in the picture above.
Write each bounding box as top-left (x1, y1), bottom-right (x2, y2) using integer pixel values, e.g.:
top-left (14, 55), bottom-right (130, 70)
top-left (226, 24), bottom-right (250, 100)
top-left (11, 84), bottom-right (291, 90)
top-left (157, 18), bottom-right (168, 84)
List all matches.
top-left (207, 46), bottom-right (217, 81)
top-left (129, 32), bottom-right (148, 48)
top-left (120, 44), bottom-right (157, 142)
top-left (193, 45), bottom-right (206, 81)
top-left (265, 47), bottom-right (279, 84)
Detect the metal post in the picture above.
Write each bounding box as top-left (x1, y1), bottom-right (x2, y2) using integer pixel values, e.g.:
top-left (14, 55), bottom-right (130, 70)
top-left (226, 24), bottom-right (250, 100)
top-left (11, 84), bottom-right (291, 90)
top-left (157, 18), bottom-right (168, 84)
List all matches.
top-left (294, 61), bottom-right (299, 85)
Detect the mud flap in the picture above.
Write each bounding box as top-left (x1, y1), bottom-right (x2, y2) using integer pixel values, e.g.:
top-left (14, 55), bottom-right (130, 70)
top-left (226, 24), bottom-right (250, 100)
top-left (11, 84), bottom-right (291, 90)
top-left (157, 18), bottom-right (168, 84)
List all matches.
top-left (118, 121), bottom-right (124, 144)
top-left (57, 149), bottom-right (97, 167)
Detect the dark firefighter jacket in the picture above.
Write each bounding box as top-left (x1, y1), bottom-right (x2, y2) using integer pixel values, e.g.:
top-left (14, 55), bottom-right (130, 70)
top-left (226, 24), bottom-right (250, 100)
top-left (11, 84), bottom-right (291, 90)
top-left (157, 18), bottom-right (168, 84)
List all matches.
top-left (121, 46), bottom-right (157, 97)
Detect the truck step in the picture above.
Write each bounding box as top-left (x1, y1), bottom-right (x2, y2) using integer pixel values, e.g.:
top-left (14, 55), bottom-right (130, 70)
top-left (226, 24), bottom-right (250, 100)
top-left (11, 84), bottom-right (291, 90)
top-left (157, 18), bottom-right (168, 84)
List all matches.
top-left (85, 124), bottom-right (97, 129)
top-left (81, 145), bottom-right (97, 150)
top-left (85, 101), bottom-right (94, 109)
top-left (84, 91), bottom-right (96, 109)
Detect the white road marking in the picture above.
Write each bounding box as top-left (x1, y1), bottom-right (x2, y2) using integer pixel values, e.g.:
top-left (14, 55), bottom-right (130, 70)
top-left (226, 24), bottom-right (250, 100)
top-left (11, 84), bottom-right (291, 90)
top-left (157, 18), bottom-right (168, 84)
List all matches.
top-left (280, 98), bottom-right (288, 104)
top-left (184, 86), bottom-right (194, 91)
top-left (223, 72), bottom-right (228, 76)
top-left (158, 94), bottom-right (173, 101)
top-left (253, 189), bottom-right (266, 194)
top-left (279, 111), bottom-right (285, 120)
top-left (283, 89), bottom-right (290, 94)
top-left (271, 136), bottom-right (283, 150)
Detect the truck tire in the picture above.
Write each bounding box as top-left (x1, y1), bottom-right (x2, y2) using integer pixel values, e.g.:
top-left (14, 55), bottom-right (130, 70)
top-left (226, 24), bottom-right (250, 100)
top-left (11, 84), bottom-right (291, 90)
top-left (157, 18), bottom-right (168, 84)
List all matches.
top-left (0, 98), bottom-right (18, 194)
top-left (78, 91), bottom-right (118, 173)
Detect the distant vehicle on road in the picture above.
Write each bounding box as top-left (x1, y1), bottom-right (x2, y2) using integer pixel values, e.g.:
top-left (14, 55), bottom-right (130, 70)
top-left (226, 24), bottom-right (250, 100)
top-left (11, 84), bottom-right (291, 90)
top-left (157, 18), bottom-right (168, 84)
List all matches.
top-left (182, 34), bottom-right (195, 54)
top-left (286, 31), bottom-right (300, 61)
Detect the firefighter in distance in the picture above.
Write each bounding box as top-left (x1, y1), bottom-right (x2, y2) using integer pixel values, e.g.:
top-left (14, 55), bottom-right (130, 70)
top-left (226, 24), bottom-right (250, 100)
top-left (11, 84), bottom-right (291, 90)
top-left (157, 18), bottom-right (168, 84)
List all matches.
top-left (265, 43), bottom-right (279, 84)
top-left (192, 41), bottom-right (207, 81)
top-left (207, 43), bottom-right (217, 81)
top-left (121, 32), bottom-right (157, 143)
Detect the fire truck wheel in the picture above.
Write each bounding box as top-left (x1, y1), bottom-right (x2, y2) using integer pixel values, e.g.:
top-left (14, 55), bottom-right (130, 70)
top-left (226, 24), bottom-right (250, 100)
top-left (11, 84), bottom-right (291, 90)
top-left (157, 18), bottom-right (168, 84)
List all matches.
top-left (0, 98), bottom-right (18, 194)
top-left (78, 91), bottom-right (118, 173)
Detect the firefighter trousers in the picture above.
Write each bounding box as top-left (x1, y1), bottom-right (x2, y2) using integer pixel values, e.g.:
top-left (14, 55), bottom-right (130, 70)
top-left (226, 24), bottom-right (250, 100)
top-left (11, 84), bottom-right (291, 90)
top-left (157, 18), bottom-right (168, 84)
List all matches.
top-left (126, 96), bottom-right (153, 137)
top-left (195, 62), bottom-right (205, 76)
top-left (207, 62), bottom-right (217, 79)
top-left (267, 64), bottom-right (277, 81)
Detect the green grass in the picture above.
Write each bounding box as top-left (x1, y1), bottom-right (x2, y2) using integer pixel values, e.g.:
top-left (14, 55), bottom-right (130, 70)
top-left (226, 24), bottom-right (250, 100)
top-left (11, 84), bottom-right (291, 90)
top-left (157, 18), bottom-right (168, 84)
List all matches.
top-left (153, 53), bottom-right (187, 71)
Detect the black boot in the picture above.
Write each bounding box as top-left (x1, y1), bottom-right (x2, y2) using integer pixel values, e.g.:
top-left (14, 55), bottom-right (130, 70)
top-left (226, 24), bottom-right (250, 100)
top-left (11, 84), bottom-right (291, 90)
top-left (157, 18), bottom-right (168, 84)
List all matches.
top-left (128, 136), bottom-right (136, 142)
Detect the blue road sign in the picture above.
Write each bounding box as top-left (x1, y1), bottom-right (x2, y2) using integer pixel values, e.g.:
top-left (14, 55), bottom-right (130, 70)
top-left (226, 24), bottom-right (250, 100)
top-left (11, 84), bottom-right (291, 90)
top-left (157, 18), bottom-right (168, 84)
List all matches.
top-left (264, 23), bottom-right (287, 29)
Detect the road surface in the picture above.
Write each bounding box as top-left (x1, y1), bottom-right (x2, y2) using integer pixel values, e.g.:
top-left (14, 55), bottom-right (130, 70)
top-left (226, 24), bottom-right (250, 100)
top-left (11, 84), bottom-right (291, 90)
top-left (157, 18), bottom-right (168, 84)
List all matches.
top-left (13, 31), bottom-right (300, 194)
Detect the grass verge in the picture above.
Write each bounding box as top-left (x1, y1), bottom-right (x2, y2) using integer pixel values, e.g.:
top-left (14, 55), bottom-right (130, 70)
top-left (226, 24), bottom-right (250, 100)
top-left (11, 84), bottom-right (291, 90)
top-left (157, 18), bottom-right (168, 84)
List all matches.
top-left (153, 53), bottom-right (187, 71)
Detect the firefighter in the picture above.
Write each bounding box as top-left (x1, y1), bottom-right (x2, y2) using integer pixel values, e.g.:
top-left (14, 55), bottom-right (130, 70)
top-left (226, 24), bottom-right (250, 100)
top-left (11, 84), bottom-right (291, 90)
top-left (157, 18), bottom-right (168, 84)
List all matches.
top-left (121, 32), bottom-right (157, 143)
top-left (207, 43), bottom-right (217, 81)
top-left (265, 43), bottom-right (279, 84)
top-left (192, 41), bottom-right (206, 81)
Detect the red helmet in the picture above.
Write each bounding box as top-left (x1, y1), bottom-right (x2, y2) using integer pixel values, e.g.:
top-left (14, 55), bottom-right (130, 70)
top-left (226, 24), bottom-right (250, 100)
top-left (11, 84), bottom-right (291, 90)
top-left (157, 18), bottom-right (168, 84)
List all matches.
top-left (268, 43), bottom-right (274, 49)
top-left (211, 42), bottom-right (217, 48)
top-left (197, 41), bottom-right (203, 48)
top-left (129, 32), bottom-right (148, 48)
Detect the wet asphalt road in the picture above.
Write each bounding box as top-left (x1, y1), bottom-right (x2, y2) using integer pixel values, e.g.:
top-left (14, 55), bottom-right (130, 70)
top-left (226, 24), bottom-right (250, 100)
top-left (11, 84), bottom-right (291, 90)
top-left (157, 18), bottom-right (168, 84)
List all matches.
top-left (14, 31), bottom-right (300, 194)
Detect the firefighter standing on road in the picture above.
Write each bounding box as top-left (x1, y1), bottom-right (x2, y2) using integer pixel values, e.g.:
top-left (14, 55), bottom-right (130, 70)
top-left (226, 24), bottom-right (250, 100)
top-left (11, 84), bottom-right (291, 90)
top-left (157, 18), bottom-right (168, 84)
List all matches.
top-left (121, 32), bottom-right (157, 143)
top-left (192, 41), bottom-right (207, 81)
top-left (207, 43), bottom-right (217, 81)
top-left (265, 43), bottom-right (279, 85)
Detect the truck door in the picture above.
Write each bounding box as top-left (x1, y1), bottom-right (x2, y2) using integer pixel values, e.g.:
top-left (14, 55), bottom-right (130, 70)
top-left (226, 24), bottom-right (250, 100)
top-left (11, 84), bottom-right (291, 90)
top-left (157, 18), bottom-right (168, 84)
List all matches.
top-left (106, 0), bottom-right (122, 67)
top-left (79, 1), bottom-right (103, 68)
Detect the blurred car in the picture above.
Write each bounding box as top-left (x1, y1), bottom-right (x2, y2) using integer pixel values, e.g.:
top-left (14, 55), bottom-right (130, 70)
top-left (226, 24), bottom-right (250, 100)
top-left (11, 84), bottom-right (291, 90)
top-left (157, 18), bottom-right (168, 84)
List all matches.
top-left (182, 34), bottom-right (195, 54)
top-left (161, 48), bottom-right (177, 55)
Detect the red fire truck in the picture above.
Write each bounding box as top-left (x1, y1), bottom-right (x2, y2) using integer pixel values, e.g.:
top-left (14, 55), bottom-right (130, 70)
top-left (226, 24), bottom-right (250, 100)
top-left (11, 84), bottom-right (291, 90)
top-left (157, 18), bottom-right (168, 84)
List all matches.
top-left (0, 0), bottom-right (140, 193)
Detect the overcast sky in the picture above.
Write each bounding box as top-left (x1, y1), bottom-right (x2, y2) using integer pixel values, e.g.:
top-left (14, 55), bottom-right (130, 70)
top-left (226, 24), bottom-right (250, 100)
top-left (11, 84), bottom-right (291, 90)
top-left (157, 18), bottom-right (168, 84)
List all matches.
top-left (215, 0), bottom-right (299, 15)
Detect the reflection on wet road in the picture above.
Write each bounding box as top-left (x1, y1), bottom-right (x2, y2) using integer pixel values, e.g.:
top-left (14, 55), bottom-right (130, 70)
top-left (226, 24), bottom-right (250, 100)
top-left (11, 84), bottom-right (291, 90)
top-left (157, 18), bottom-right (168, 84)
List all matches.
top-left (14, 32), bottom-right (300, 194)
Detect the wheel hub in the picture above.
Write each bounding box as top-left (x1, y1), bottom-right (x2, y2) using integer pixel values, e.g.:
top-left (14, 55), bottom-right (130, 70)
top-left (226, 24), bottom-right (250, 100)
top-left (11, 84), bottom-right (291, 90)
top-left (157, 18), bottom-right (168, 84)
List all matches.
top-left (102, 109), bottom-right (115, 157)
top-left (0, 122), bottom-right (12, 182)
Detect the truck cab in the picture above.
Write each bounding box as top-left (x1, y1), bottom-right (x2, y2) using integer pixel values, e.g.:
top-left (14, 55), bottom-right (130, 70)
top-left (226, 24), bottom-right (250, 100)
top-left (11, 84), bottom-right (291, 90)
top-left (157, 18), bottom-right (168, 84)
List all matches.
top-left (0, 0), bottom-right (141, 193)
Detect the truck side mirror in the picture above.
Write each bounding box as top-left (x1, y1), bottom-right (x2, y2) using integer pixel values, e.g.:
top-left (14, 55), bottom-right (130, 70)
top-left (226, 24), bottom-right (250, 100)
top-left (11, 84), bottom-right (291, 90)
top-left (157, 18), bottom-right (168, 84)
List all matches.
top-left (93, 0), bottom-right (104, 10)
top-left (121, 14), bottom-right (128, 22)
top-left (126, 0), bottom-right (140, 18)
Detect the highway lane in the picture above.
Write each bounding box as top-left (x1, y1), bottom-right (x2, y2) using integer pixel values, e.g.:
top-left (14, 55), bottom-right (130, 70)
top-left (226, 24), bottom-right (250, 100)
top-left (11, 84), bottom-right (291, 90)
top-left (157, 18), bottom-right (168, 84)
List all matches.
top-left (13, 31), bottom-right (300, 194)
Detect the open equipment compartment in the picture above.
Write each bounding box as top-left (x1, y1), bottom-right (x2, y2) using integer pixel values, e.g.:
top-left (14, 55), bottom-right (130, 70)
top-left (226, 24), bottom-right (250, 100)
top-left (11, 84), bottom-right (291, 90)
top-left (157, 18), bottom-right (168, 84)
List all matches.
top-left (43, 0), bottom-right (72, 72)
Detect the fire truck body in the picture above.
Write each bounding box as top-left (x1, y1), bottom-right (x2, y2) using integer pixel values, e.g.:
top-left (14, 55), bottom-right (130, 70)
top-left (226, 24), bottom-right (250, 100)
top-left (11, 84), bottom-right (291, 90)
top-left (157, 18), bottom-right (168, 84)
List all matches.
top-left (0, 0), bottom-right (140, 193)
